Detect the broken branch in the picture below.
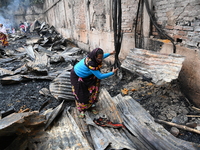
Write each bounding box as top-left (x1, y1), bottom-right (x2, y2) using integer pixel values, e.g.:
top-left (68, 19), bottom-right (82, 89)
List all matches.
top-left (155, 119), bottom-right (200, 135)
top-left (186, 115), bottom-right (200, 118)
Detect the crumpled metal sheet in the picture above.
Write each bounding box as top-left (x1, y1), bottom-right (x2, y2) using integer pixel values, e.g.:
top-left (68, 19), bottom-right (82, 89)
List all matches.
top-left (60, 47), bottom-right (84, 63)
top-left (121, 48), bottom-right (185, 85)
top-left (0, 57), bottom-right (16, 64)
top-left (23, 45), bottom-right (35, 60)
top-left (83, 88), bottom-right (200, 150)
top-left (0, 111), bottom-right (45, 137)
top-left (0, 68), bottom-right (14, 77)
top-left (4, 107), bottom-right (93, 150)
top-left (38, 107), bottom-right (93, 150)
top-left (44, 100), bottom-right (66, 130)
top-left (0, 74), bottom-right (25, 85)
top-left (85, 88), bottom-right (137, 150)
top-left (27, 50), bottom-right (50, 74)
top-left (49, 70), bottom-right (74, 101)
top-left (2, 88), bottom-right (200, 150)
top-left (113, 93), bottom-right (200, 150)
top-left (86, 115), bottom-right (136, 150)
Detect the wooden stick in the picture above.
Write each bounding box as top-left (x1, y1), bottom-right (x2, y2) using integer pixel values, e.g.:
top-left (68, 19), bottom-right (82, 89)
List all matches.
top-left (155, 119), bottom-right (200, 135)
top-left (186, 115), bottom-right (200, 118)
top-left (184, 97), bottom-right (200, 113)
top-left (191, 106), bottom-right (200, 113)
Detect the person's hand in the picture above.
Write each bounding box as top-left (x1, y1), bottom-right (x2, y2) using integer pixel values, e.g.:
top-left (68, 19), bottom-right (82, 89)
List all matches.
top-left (112, 67), bottom-right (118, 73)
top-left (110, 51), bottom-right (116, 55)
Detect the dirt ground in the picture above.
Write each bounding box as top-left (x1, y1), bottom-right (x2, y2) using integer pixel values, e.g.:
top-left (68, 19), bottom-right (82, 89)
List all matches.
top-left (1, 32), bottom-right (200, 146)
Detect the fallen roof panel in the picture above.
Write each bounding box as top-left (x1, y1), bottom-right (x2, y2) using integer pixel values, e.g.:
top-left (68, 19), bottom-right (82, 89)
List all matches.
top-left (113, 92), bottom-right (200, 150)
top-left (121, 48), bottom-right (185, 85)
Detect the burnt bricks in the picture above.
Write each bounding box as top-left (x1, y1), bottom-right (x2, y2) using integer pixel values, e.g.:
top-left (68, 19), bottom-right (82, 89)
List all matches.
top-left (174, 26), bottom-right (183, 30)
top-left (177, 31), bottom-right (187, 36)
top-left (165, 25), bottom-right (174, 30)
top-left (182, 26), bottom-right (194, 31)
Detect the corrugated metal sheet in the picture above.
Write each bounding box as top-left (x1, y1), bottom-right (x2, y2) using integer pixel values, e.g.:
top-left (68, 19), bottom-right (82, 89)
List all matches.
top-left (39, 107), bottom-right (93, 150)
top-left (49, 70), bottom-right (74, 101)
top-left (113, 92), bottom-right (198, 150)
top-left (2, 88), bottom-right (200, 150)
top-left (83, 88), bottom-right (199, 150)
top-left (121, 48), bottom-right (185, 85)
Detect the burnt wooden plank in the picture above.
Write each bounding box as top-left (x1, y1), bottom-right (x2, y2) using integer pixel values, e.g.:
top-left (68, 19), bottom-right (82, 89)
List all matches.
top-left (121, 48), bottom-right (185, 84)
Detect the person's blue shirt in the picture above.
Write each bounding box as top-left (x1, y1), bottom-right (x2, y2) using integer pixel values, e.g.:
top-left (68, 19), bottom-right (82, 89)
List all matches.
top-left (74, 53), bottom-right (114, 79)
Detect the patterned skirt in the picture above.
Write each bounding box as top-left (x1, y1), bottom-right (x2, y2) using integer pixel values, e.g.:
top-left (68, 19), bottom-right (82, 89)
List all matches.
top-left (70, 68), bottom-right (100, 112)
top-left (0, 33), bottom-right (8, 46)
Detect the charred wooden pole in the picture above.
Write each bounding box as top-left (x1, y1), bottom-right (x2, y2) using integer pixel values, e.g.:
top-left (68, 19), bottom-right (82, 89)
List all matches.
top-left (112, 0), bottom-right (123, 68)
top-left (135, 0), bottom-right (143, 49)
top-left (135, 0), bottom-right (176, 53)
top-left (143, 0), bottom-right (176, 53)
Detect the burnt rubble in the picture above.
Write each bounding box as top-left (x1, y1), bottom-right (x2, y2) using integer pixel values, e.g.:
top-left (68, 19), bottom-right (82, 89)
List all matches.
top-left (0, 22), bottom-right (200, 149)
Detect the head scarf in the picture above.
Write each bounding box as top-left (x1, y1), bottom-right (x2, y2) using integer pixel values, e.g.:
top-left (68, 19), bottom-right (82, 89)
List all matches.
top-left (85, 48), bottom-right (103, 70)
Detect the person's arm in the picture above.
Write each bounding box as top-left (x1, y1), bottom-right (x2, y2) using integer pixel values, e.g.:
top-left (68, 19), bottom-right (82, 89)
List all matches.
top-left (103, 53), bottom-right (110, 59)
top-left (90, 69), bottom-right (114, 79)
top-left (103, 51), bottom-right (116, 59)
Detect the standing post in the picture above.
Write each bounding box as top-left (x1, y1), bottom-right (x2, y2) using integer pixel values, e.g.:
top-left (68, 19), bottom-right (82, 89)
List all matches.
top-left (143, 0), bottom-right (151, 49)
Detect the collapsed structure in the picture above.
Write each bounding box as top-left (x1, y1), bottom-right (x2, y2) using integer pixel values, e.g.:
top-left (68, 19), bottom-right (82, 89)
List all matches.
top-left (0, 22), bottom-right (199, 149)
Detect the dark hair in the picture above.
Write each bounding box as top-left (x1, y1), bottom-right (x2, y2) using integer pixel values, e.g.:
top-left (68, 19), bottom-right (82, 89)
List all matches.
top-left (96, 48), bottom-right (103, 57)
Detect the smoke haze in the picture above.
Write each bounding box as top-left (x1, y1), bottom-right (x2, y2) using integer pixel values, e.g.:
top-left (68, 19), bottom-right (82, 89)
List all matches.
top-left (0, 0), bottom-right (21, 28)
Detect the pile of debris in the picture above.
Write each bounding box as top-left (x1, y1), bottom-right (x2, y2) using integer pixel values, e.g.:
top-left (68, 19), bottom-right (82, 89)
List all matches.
top-left (0, 21), bottom-right (200, 149)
